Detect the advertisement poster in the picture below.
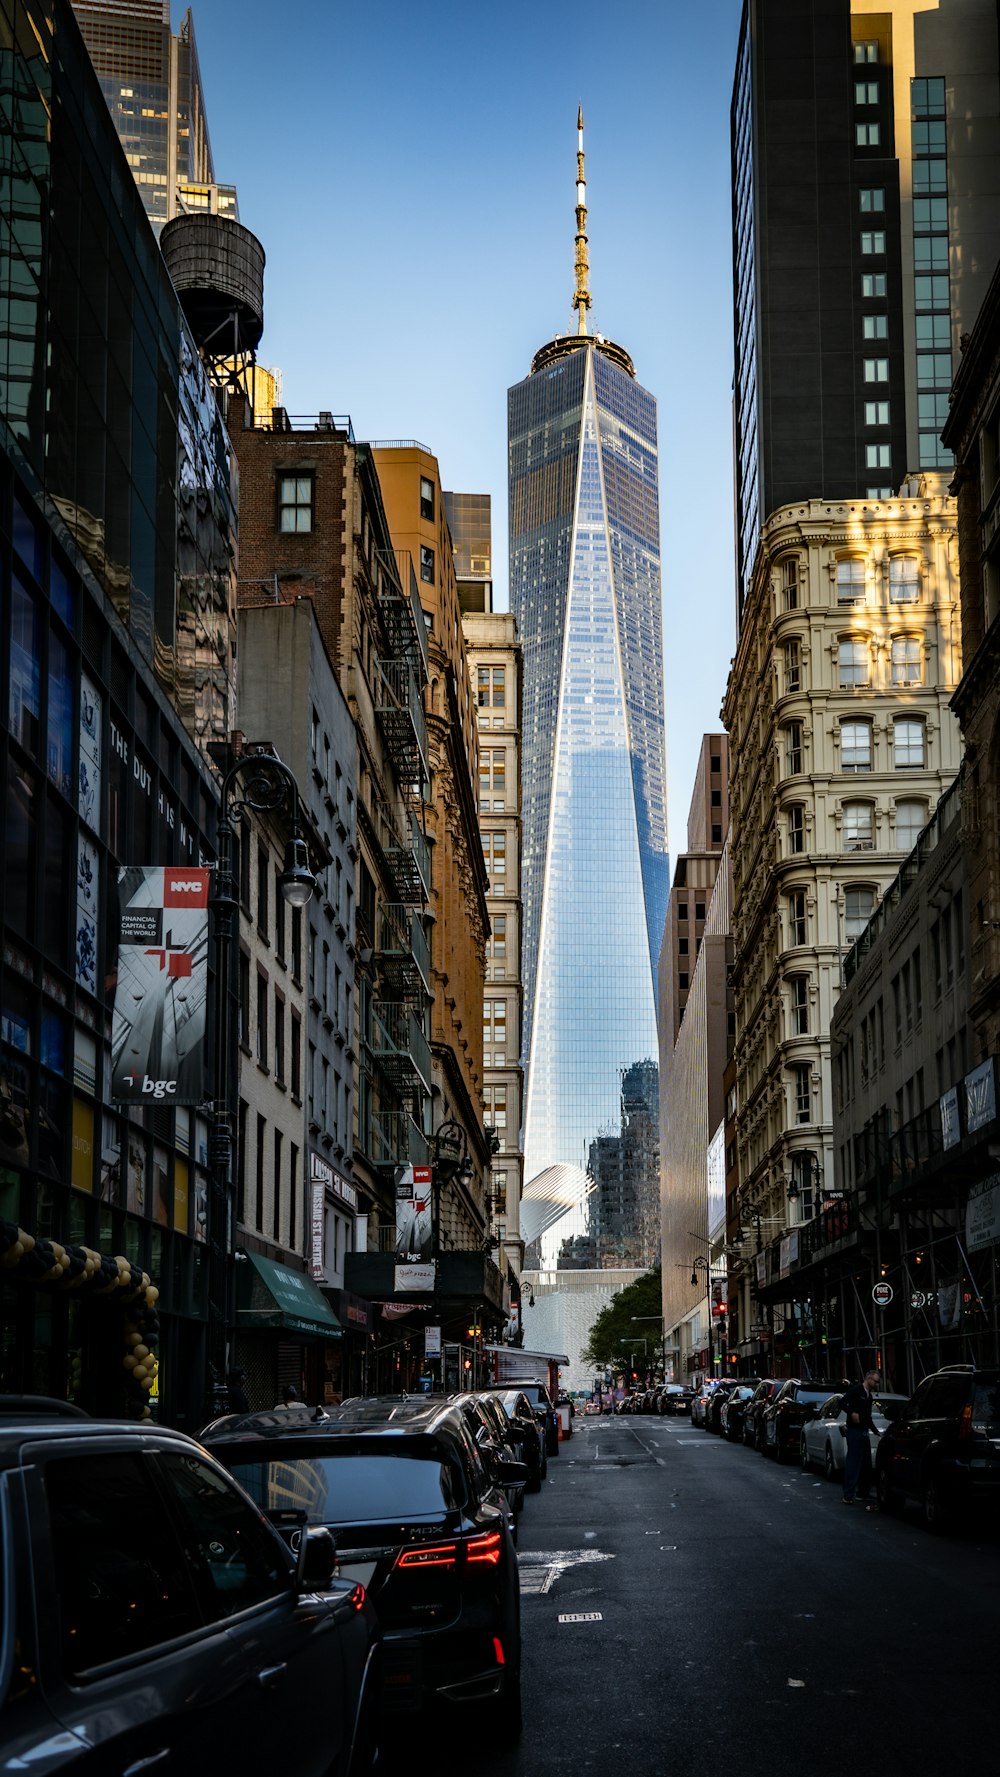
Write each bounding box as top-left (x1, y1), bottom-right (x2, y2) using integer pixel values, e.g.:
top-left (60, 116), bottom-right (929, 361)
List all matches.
top-left (394, 1162), bottom-right (434, 1260)
top-left (111, 867), bottom-right (210, 1105)
top-left (966, 1172), bottom-right (1000, 1253)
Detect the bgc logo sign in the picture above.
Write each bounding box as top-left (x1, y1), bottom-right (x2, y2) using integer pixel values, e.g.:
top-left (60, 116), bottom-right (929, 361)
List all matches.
top-left (122, 1073), bottom-right (177, 1100)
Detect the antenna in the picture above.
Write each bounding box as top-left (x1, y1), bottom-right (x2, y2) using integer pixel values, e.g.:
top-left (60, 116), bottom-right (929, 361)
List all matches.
top-left (573, 105), bottom-right (591, 336)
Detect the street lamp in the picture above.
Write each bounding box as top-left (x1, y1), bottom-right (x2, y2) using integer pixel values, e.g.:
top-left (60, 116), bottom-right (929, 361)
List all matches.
top-left (207, 750), bottom-right (316, 1418)
top-left (689, 1255), bottom-right (715, 1376)
top-left (631, 1315), bottom-right (667, 1376)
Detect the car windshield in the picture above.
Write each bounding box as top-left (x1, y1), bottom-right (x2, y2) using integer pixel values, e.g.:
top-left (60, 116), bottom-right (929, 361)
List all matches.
top-left (227, 1444), bottom-right (466, 1525)
top-left (797, 1389), bottom-right (835, 1404)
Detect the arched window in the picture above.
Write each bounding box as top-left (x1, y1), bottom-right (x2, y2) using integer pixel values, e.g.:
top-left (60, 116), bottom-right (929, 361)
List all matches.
top-left (840, 718), bottom-right (873, 771)
top-left (893, 717), bottom-right (926, 768)
top-left (894, 799), bottom-right (928, 851)
top-left (839, 636), bottom-right (870, 687)
top-left (843, 801), bottom-right (875, 852)
top-left (889, 556), bottom-right (920, 603)
top-left (891, 636), bottom-right (921, 686)
top-left (836, 559), bottom-right (866, 606)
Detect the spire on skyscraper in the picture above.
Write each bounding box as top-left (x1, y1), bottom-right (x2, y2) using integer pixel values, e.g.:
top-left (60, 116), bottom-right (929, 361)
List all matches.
top-left (574, 105), bottom-right (591, 336)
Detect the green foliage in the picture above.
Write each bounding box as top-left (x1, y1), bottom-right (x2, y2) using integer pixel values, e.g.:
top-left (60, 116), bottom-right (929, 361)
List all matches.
top-left (580, 1267), bottom-right (663, 1373)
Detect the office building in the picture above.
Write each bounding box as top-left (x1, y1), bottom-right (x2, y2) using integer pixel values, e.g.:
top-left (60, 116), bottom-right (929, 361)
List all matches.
top-left (508, 113), bottom-right (669, 1248)
top-left (732, 0), bottom-right (1000, 616)
top-left (72, 0), bottom-right (238, 232)
top-left (444, 491), bottom-right (493, 614)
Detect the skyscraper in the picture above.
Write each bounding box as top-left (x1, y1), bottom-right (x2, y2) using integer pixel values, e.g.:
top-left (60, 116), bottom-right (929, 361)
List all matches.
top-left (509, 113), bottom-right (669, 1242)
top-left (72, 1), bottom-right (237, 232)
top-left (732, 0), bottom-right (1000, 617)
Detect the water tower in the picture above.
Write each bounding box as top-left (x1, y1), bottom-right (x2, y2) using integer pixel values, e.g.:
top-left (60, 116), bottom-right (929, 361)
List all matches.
top-left (161, 213), bottom-right (265, 402)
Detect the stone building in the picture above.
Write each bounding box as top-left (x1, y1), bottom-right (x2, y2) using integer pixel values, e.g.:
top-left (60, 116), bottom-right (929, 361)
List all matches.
top-left (722, 489), bottom-right (963, 1374)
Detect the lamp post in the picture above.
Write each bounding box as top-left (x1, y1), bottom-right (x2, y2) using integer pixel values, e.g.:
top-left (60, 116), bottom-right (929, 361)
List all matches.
top-left (689, 1256), bottom-right (715, 1377)
top-left (207, 750), bottom-right (316, 1418)
top-left (631, 1315), bottom-right (667, 1377)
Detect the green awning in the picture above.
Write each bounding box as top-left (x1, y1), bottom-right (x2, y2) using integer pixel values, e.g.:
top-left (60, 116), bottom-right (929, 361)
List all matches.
top-left (237, 1252), bottom-right (342, 1339)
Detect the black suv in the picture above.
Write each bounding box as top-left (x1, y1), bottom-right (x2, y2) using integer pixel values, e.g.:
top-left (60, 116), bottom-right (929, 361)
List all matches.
top-left (503, 1379), bottom-right (559, 1455)
top-left (874, 1365), bottom-right (1000, 1531)
top-left (491, 1389), bottom-right (547, 1491)
top-left (202, 1395), bottom-right (525, 1739)
top-left (761, 1379), bottom-right (840, 1462)
top-left (0, 1397), bottom-right (380, 1775)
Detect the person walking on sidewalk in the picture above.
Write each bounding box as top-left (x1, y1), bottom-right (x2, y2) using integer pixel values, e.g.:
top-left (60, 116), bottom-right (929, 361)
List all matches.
top-left (841, 1368), bottom-right (880, 1505)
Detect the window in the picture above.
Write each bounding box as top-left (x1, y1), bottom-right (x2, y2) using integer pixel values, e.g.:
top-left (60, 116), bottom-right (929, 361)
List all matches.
top-left (256, 1114), bottom-right (266, 1227)
top-left (866, 443), bottom-right (891, 469)
top-left (911, 76), bottom-right (946, 117)
top-left (843, 801), bottom-right (875, 852)
top-left (678, 936), bottom-right (689, 955)
top-left (45, 1453), bottom-right (203, 1674)
top-left (893, 718), bottom-right (925, 768)
top-left (856, 125), bottom-right (881, 148)
top-left (257, 847), bottom-right (269, 937)
top-left (157, 1452), bottom-right (289, 1620)
top-left (791, 975), bottom-right (809, 1036)
top-left (855, 40), bottom-right (878, 63)
top-left (483, 830), bottom-right (506, 878)
top-left (891, 636), bottom-right (921, 686)
top-left (419, 475), bottom-right (435, 521)
top-left (863, 316), bottom-right (888, 343)
top-left (867, 486), bottom-right (893, 501)
top-left (278, 475), bottom-right (313, 533)
top-left (918, 391), bottom-right (949, 429)
top-left (862, 272), bottom-right (887, 299)
top-left (291, 1009), bottom-right (302, 1098)
top-left (841, 720), bottom-right (872, 771)
top-left (859, 187), bottom-right (885, 212)
top-left (291, 906), bottom-right (302, 980)
top-left (485, 1083), bottom-right (507, 1135)
top-left (889, 557), bottom-right (919, 603)
top-left (837, 559), bottom-right (866, 605)
top-left (793, 1064), bottom-right (812, 1125)
top-left (787, 804), bottom-right (805, 854)
top-left (865, 398), bottom-right (890, 423)
top-left (784, 638), bottom-right (801, 692)
top-left (780, 557), bottom-right (799, 609)
top-left (419, 544), bottom-right (435, 583)
top-left (479, 749), bottom-right (507, 811)
top-left (917, 353), bottom-right (953, 389)
top-left (256, 972), bottom-right (268, 1066)
top-left (695, 902), bottom-right (706, 920)
top-left (916, 312), bottom-right (950, 350)
top-left (274, 994), bottom-right (285, 1083)
top-left (785, 721), bottom-right (803, 775)
top-left (273, 1129), bottom-right (282, 1240)
top-left (238, 950), bottom-right (250, 1049)
top-left (855, 82), bottom-right (879, 105)
top-left (894, 799), bottom-right (927, 851)
top-left (678, 902), bottom-right (688, 921)
top-left (915, 274), bottom-right (949, 309)
top-left (839, 638), bottom-right (870, 688)
top-left (844, 887), bottom-right (876, 941)
top-left (678, 973), bottom-right (689, 991)
top-left (864, 358), bottom-right (889, 381)
top-left (788, 890), bottom-right (807, 947)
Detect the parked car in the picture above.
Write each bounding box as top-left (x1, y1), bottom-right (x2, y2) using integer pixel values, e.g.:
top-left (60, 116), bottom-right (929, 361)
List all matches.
top-left (452, 1394), bottom-right (525, 1528)
top-left (667, 1386), bottom-right (696, 1416)
top-left (502, 1379), bottom-right (559, 1454)
top-left (800, 1390), bottom-right (909, 1480)
top-left (705, 1380), bottom-right (744, 1435)
top-left (656, 1385), bottom-right (685, 1415)
top-left (742, 1379), bottom-right (782, 1449)
top-left (761, 1379), bottom-right (840, 1462)
top-left (493, 1389), bottom-right (547, 1490)
top-left (720, 1383), bottom-right (758, 1443)
top-left (0, 1396), bottom-right (381, 1775)
top-left (874, 1365), bottom-right (1000, 1531)
top-left (203, 1396), bottom-right (525, 1737)
top-left (690, 1381), bottom-right (721, 1427)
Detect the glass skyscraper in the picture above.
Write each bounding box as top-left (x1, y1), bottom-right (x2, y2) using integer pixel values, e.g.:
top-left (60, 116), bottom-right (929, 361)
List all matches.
top-left (508, 115), bottom-right (668, 1240)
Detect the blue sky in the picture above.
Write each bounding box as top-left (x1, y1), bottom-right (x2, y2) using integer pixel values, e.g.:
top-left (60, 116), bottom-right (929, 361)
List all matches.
top-left (190, 0), bottom-right (745, 850)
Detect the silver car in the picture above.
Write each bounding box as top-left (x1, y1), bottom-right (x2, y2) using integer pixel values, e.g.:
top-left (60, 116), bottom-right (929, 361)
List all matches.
top-left (800, 1390), bottom-right (910, 1480)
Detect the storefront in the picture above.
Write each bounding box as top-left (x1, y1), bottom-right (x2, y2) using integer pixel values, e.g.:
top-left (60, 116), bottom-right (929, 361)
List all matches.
top-left (235, 1251), bottom-right (342, 1410)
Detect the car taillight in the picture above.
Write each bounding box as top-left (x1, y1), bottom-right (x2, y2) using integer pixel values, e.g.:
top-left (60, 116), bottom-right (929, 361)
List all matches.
top-left (348, 1583), bottom-right (367, 1611)
top-left (493, 1637), bottom-right (505, 1665)
top-left (958, 1403), bottom-right (973, 1441)
top-left (466, 1530), bottom-right (503, 1566)
top-left (396, 1542), bottom-right (458, 1570)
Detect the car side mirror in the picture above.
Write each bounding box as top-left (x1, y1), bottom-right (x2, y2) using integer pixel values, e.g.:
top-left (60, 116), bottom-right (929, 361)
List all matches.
top-left (498, 1458), bottom-right (529, 1486)
top-left (297, 1525), bottom-right (336, 1592)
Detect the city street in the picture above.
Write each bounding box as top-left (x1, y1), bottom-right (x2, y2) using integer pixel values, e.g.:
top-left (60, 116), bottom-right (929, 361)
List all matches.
top-left (403, 1415), bottom-right (1000, 1775)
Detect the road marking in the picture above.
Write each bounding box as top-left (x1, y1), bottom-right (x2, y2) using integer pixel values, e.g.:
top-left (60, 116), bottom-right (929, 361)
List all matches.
top-left (559, 1612), bottom-right (603, 1624)
top-left (675, 1439), bottom-right (724, 1446)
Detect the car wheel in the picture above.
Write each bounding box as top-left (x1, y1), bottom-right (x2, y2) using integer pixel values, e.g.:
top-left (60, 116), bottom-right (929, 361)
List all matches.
top-left (920, 1471), bottom-right (948, 1534)
top-left (824, 1442), bottom-right (836, 1483)
top-left (800, 1436), bottom-right (810, 1468)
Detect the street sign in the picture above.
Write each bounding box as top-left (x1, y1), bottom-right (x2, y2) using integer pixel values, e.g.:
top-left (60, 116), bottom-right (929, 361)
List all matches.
top-left (872, 1282), bottom-right (893, 1308)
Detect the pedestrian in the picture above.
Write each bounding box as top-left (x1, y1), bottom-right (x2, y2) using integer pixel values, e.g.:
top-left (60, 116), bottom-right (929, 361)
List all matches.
top-left (227, 1367), bottom-right (251, 1413)
top-left (275, 1383), bottom-right (304, 1409)
top-left (840, 1368), bottom-right (881, 1506)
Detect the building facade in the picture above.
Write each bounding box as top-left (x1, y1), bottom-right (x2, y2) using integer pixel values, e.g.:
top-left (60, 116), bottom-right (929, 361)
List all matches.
top-left (585, 1059), bottom-right (660, 1272)
top-left (732, 0), bottom-right (1000, 615)
top-left (508, 115), bottom-right (669, 1250)
top-left (0, 0), bottom-right (241, 1426)
top-left (462, 605), bottom-right (525, 1276)
top-left (721, 491), bottom-right (963, 1373)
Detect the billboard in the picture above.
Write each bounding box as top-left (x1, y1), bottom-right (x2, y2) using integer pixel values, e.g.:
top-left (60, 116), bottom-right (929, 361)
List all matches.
top-left (394, 1162), bottom-right (434, 1261)
top-left (111, 867), bottom-right (210, 1105)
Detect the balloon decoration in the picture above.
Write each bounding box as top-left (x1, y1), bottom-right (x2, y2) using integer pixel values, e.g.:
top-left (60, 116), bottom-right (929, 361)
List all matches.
top-left (0, 1218), bottom-right (160, 1420)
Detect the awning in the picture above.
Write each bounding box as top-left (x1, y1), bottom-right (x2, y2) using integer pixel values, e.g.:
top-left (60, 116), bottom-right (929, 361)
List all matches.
top-left (237, 1252), bottom-right (342, 1339)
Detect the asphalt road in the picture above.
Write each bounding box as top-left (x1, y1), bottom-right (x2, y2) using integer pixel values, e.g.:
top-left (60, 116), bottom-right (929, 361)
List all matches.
top-left (404, 1413), bottom-right (1000, 1777)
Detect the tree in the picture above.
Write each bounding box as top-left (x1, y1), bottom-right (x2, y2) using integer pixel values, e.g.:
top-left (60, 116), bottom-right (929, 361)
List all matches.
top-left (580, 1267), bottom-right (663, 1377)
